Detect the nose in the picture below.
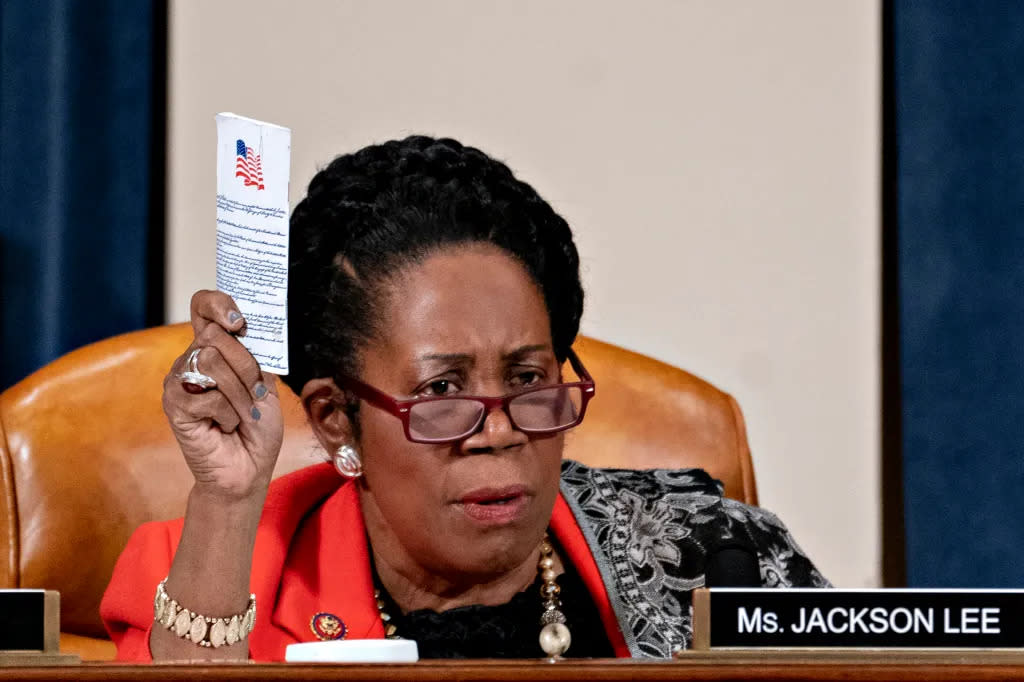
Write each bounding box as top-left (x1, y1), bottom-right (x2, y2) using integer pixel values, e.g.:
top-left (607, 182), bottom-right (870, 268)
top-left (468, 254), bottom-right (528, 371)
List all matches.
top-left (461, 404), bottom-right (528, 454)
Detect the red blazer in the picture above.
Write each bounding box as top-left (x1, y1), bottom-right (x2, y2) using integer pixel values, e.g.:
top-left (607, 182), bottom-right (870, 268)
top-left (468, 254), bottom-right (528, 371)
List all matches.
top-left (101, 463), bottom-right (631, 660)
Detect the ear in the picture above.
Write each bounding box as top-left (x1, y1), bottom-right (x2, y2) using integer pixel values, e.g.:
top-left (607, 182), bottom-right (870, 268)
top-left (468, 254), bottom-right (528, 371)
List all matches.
top-left (300, 377), bottom-right (355, 454)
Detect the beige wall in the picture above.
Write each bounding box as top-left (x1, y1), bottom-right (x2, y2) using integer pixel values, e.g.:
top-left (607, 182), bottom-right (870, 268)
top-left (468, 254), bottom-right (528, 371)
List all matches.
top-left (167, 0), bottom-right (881, 587)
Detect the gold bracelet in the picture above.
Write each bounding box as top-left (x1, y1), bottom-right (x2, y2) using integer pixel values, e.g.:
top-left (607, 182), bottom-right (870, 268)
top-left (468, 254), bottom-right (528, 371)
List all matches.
top-left (153, 578), bottom-right (256, 648)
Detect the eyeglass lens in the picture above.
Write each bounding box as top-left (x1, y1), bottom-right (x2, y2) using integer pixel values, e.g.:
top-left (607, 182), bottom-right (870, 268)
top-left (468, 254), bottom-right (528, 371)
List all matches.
top-left (407, 386), bottom-right (584, 441)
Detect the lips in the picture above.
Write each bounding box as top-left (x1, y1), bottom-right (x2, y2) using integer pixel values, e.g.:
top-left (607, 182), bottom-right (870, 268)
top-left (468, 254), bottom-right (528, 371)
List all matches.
top-left (456, 485), bottom-right (530, 524)
top-left (459, 485), bottom-right (528, 505)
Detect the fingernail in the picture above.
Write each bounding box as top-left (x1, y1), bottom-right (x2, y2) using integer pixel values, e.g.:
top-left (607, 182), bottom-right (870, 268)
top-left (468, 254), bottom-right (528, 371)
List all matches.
top-left (229, 311), bottom-right (244, 324)
top-left (251, 406), bottom-right (261, 421)
top-left (253, 383), bottom-right (268, 399)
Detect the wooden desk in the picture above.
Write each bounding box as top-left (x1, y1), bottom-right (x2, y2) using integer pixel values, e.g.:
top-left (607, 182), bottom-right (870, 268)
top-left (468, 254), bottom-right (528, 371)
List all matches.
top-left (4, 656), bottom-right (1024, 682)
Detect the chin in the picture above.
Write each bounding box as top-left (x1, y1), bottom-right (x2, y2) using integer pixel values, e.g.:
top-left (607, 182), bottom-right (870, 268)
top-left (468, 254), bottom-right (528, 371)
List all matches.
top-left (447, 525), bottom-right (542, 577)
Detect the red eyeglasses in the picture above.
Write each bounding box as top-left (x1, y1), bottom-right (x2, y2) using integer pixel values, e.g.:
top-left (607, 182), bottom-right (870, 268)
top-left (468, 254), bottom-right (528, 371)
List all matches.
top-left (337, 350), bottom-right (596, 444)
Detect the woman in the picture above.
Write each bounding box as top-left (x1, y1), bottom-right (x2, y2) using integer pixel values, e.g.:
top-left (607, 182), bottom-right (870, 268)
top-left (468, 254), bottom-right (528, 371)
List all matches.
top-left (101, 136), bottom-right (826, 661)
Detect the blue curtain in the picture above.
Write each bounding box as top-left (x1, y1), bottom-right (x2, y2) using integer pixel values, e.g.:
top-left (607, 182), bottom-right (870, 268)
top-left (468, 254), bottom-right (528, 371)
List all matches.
top-left (895, 0), bottom-right (1024, 585)
top-left (0, 0), bottom-right (161, 391)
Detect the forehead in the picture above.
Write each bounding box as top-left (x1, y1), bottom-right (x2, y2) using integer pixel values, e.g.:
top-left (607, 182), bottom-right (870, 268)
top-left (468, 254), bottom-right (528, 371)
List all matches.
top-left (374, 244), bottom-right (552, 360)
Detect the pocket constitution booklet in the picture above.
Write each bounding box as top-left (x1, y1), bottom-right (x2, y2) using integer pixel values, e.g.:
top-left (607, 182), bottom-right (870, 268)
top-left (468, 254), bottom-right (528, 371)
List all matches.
top-left (215, 112), bottom-right (291, 375)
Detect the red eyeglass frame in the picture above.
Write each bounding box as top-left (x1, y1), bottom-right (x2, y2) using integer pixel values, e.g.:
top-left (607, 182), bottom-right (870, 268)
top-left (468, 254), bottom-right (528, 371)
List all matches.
top-left (336, 349), bottom-right (596, 444)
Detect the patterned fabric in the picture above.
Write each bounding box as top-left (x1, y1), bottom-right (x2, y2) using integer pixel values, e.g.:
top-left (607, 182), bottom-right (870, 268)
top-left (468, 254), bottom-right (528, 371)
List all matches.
top-left (559, 460), bottom-right (830, 658)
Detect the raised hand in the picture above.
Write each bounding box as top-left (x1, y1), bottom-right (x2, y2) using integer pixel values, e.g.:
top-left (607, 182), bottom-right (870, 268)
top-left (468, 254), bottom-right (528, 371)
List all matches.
top-left (162, 290), bottom-right (285, 501)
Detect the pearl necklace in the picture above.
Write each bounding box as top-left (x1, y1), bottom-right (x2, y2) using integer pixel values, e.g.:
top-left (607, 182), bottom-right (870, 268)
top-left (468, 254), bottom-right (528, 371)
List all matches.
top-left (536, 533), bottom-right (572, 657)
top-left (373, 533), bottom-right (572, 658)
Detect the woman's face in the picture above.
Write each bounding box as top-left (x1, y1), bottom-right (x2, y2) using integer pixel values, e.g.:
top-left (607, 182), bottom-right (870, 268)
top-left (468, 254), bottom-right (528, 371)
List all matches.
top-left (352, 243), bottom-right (565, 580)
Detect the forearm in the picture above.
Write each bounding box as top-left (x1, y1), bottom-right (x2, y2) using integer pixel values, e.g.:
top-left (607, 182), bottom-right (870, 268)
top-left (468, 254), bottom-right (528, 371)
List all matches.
top-left (149, 484), bottom-right (266, 661)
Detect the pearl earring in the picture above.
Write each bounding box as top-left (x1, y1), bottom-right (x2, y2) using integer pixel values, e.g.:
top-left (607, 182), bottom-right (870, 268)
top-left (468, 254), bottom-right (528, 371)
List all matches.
top-left (333, 444), bottom-right (363, 478)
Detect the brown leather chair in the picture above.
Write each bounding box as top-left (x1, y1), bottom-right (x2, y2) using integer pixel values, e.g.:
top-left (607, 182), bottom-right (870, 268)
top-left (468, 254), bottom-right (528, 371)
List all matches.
top-left (0, 324), bottom-right (756, 661)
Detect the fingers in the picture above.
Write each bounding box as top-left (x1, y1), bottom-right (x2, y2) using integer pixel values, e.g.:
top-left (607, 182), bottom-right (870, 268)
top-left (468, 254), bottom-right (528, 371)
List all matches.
top-left (186, 291), bottom-right (269, 400)
top-left (168, 292), bottom-right (279, 434)
top-left (170, 290), bottom-right (284, 434)
top-left (190, 290), bottom-right (247, 338)
top-left (170, 346), bottom-right (276, 427)
top-left (193, 325), bottom-right (263, 397)
top-left (164, 374), bottom-right (242, 433)
top-left (194, 345), bottom-right (262, 424)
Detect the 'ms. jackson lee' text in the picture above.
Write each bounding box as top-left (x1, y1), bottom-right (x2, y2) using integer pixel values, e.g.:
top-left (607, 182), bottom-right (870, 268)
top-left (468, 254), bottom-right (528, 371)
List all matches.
top-left (738, 606), bottom-right (1001, 635)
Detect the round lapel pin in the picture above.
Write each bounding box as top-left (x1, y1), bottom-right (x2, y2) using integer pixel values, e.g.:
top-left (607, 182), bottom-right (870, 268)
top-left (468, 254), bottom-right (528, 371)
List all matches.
top-left (310, 612), bottom-right (347, 641)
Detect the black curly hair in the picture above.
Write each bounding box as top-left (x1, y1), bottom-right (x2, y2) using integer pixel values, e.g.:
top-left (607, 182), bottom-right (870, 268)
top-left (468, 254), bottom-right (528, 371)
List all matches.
top-left (282, 135), bottom-right (584, 396)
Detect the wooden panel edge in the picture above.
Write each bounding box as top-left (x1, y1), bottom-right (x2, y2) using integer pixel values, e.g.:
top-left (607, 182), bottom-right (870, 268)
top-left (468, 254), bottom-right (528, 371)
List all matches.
top-left (691, 588), bottom-right (710, 651)
top-left (0, 651), bottom-right (79, 666)
top-left (44, 591), bottom-right (60, 653)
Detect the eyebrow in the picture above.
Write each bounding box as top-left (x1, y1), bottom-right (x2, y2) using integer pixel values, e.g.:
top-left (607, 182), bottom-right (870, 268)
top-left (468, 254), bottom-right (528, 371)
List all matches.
top-left (414, 344), bottom-right (553, 367)
top-left (502, 344), bottom-right (551, 361)
top-left (414, 353), bottom-right (473, 368)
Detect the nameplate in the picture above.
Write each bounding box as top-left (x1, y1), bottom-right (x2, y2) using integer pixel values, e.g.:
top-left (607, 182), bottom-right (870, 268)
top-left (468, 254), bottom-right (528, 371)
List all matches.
top-left (0, 590), bottom-right (59, 653)
top-left (691, 588), bottom-right (1024, 649)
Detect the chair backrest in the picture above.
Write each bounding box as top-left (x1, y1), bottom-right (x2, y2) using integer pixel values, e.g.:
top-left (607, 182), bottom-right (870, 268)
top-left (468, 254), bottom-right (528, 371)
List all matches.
top-left (0, 323), bottom-right (755, 641)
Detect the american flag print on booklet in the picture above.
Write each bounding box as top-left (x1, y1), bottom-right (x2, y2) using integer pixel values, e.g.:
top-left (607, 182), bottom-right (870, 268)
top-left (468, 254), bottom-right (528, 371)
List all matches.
top-left (215, 113), bottom-right (291, 374)
top-left (235, 139), bottom-right (265, 190)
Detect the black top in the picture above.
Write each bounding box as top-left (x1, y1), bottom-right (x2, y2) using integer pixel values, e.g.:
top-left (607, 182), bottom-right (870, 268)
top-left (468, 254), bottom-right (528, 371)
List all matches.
top-left (375, 559), bottom-right (616, 659)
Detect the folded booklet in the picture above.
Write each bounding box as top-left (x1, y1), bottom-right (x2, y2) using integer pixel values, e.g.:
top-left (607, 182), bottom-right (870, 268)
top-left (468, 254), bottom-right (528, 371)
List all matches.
top-left (215, 112), bottom-right (291, 375)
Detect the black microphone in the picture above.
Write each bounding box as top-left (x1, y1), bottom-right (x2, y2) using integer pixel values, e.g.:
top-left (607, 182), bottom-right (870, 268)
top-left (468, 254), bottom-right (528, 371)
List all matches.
top-left (704, 541), bottom-right (761, 588)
